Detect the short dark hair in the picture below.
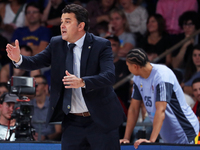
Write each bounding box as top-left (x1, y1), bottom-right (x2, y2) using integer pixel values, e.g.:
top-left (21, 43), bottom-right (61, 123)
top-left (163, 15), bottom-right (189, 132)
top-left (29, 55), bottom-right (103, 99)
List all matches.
top-left (20, 45), bottom-right (33, 55)
top-left (34, 75), bottom-right (48, 84)
top-left (25, 2), bottom-right (43, 14)
top-left (192, 77), bottom-right (200, 85)
top-left (62, 4), bottom-right (89, 31)
top-left (179, 11), bottom-right (200, 29)
top-left (147, 14), bottom-right (166, 36)
top-left (126, 48), bottom-right (149, 66)
top-left (105, 35), bottom-right (120, 45)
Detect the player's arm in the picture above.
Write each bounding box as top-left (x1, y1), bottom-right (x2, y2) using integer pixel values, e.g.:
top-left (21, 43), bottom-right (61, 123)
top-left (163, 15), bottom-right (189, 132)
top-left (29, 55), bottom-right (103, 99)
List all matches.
top-left (134, 101), bottom-right (167, 149)
top-left (149, 101), bottom-right (167, 142)
top-left (120, 98), bottom-right (142, 143)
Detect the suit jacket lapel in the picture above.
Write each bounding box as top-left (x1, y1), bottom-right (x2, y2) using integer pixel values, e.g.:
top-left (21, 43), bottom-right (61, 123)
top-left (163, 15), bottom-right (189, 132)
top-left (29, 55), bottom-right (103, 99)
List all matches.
top-left (81, 32), bottom-right (93, 77)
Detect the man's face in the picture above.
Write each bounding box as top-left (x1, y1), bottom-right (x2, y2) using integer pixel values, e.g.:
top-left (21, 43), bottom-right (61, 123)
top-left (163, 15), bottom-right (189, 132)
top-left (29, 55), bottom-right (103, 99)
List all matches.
top-left (26, 6), bottom-right (41, 25)
top-left (192, 49), bottom-right (200, 67)
top-left (0, 102), bottom-right (15, 120)
top-left (0, 87), bottom-right (8, 97)
top-left (192, 82), bottom-right (200, 101)
top-left (110, 12), bottom-right (125, 32)
top-left (60, 13), bottom-right (81, 43)
top-left (183, 20), bottom-right (196, 36)
top-left (35, 77), bottom-right (47, 97)
top-left (109, 39), bottom-right (120, 57)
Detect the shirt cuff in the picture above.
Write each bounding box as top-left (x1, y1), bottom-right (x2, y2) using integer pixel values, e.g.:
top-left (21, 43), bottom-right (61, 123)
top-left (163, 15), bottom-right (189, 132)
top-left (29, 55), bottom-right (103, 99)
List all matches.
top-left (13, 55), bottom-right (22, 67)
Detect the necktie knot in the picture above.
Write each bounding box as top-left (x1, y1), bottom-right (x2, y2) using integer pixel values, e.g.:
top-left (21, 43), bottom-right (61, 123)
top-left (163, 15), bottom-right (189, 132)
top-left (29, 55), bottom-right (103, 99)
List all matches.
top-left (69, 43), bottom-right (76, 51)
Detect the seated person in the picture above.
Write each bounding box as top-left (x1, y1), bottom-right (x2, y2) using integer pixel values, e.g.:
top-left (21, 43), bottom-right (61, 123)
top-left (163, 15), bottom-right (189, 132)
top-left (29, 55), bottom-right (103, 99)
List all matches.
top-left (0, 45), bottom-right (40, 82)
top-left (106, 35), bottom-right (130, 110)
top-left (119, 0), bottom-right (148, 35)
top-left (30, 75), bottom-right (61, 141)
top-left (86, 0), bottom-right (117, 36)
top-left (0, 93), bottom-right (18, 141)
top-left (183, 45), bottom-right (200, 96)
top-left (171, 11), bottom-right (200, 69)
top-left (138, 14), bottom-right (172, 66)
top-left (107, 8), bottom-right (135, 59)
top-left (11, 2), bottom-right (51, 55)
top-left (192, 78), bottom-right (200, 115)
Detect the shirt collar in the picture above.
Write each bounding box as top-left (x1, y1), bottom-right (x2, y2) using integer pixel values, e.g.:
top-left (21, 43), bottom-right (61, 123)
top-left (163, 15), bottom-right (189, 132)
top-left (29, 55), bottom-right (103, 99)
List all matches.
top-left (68, 33), bottom-right (86, 48)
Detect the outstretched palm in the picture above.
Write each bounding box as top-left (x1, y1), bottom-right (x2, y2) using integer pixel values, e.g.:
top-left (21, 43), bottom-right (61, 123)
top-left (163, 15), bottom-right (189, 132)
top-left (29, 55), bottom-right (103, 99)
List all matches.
top-left (6, 39), bottom-right (21, 62)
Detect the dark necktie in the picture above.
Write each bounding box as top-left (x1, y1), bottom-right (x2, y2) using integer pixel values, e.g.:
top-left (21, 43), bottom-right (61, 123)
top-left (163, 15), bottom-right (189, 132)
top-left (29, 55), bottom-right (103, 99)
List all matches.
top-left (63, 43), bottom-right (76, 114)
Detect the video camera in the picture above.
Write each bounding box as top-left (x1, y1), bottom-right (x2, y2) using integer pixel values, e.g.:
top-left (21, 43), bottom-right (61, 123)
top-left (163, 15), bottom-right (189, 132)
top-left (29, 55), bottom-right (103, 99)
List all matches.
top-left (8, 76), bottom-right (36, 141)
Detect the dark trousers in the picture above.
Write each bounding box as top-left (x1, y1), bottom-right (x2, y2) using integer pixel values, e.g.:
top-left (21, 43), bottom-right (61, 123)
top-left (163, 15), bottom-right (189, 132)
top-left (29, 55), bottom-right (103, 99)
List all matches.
top-left (61, 113), bottom-right (120, 150)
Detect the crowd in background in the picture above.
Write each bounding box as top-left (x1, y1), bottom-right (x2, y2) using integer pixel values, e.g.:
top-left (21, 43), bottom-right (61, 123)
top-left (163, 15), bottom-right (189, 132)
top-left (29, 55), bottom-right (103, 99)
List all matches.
top-left (0, 0), bottom-right (200, 142)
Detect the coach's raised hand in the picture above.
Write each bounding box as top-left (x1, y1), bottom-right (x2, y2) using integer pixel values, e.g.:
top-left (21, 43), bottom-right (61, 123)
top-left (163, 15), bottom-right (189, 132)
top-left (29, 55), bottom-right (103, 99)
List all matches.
top-left (6, 39), bottom-right (21, 62)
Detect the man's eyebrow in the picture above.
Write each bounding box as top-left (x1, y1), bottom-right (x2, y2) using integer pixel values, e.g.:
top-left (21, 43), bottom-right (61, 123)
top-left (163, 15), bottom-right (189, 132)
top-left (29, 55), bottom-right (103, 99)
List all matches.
top-left (61, 18), bottom-right (71, 21)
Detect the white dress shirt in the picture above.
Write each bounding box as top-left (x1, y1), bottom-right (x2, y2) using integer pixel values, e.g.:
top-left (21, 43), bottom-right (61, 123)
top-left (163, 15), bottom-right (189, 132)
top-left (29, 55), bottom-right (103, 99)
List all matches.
top-left (69, 34), bottom-right (88, 113)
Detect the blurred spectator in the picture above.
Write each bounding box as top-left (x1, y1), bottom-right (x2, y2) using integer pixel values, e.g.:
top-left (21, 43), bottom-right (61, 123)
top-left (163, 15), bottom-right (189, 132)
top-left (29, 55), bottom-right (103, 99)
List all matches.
top-left (173, 69), bottom-right (195, 109)
top-left (30, 75), bottom-right (61, 141)
top-left (108, 8), bottom-right (135, 58)
top-left (119, 0), bottom-right (148, 35)
top-left (0, 93), bottom-right (18, 141)
top-left (139, 14), bottom-right (172, 66)
top-left (26, 0), bottom-right (48, 9)
top-left (183, 45), bottom-right (200, 97)
top-left (86, 0), bottom-right (117, 36)
top-left (0, 45), bottom-right (40, 82)
top-left (192, 78), bottom-right (200, 115)
top-left (0, 83), bottom-right (8, 97)
top-left (11, 2), bottom-right (51, 55)
top-left (156, 0), bottom-right (198, 35)
top-left (42, 0), bottom-right (66, 36)
top-left (106, 35), bottom-right (130, 111)
top-left (171, 11), bottom-right (200, 69)
top-left (0, 0), bottom-right (26, 41)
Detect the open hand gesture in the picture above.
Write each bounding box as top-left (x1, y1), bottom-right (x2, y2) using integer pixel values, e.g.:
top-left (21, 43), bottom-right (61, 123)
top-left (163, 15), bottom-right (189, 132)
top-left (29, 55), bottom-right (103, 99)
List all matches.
top-left (6, 39), bottom-right (21, 62)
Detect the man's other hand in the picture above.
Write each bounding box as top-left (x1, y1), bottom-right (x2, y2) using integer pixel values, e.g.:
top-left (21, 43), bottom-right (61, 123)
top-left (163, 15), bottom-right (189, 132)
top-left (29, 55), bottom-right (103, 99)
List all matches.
top-left (62, 70), bottom-right (85, 88)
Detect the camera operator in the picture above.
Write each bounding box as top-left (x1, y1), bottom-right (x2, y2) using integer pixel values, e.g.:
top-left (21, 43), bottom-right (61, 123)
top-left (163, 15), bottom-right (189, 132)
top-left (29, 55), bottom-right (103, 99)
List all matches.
top-left (0, 93), bottom-right (18, 141)
top-left (30, 75), bottom-right (61, 141)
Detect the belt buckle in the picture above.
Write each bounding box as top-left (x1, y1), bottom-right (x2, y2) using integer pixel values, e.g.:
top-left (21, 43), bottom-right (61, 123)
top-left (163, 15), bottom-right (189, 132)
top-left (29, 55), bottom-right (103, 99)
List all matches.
top-left (82, 112), bottom-right (90, 117)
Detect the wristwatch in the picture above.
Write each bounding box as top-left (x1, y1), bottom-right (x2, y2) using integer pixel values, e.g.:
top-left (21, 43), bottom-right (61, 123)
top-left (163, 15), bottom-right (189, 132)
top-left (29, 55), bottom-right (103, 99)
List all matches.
top-left (82, 79), bottom-right (86, 88)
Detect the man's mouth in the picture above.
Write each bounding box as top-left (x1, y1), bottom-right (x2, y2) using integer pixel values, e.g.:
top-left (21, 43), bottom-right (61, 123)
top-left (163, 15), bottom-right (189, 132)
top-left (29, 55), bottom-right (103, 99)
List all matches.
top-left (62, 31), bottom-right (67, 34)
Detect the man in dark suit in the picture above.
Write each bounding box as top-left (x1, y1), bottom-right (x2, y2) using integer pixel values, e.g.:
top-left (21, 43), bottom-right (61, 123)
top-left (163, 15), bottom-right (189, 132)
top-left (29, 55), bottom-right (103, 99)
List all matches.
top-left (6, 4), bottom-right (125, 150)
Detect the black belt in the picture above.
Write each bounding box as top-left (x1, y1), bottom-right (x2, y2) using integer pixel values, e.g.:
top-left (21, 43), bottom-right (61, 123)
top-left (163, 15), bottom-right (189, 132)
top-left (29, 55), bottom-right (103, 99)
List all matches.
top-left (70, 112), bottom-right (91, 117)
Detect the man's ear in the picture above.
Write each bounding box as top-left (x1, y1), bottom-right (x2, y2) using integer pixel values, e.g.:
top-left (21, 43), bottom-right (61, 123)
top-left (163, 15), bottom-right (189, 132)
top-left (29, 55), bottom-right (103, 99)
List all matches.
top-left (78, 22), bottom-right (85, 31)
top-left (133, 64), bottom-right (139, 70)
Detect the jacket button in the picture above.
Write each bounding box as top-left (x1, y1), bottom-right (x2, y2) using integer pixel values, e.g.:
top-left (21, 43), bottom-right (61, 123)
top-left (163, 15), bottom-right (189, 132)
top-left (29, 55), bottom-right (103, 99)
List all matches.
top-left (67, 105), bottom-right (70, 109)
top-left (52, 107), bottom-right (54, 110)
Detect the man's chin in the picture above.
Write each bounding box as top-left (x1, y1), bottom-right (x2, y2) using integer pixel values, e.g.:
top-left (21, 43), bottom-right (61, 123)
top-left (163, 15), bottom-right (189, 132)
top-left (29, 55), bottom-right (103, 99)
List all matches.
top-left (61, 35), bottom-right (68, 41)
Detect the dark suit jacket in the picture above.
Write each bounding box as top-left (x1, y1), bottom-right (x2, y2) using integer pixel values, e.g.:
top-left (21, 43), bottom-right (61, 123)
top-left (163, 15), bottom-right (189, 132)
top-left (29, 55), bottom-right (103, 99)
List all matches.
top-left (18, 32), bottom-right (125, 131)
